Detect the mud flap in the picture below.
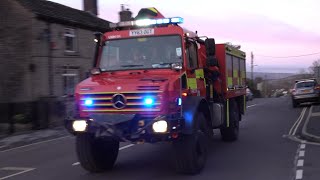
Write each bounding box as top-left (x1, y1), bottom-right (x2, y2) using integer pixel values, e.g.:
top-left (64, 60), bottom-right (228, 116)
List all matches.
top-left (181, 96), bottom-right (208, 134)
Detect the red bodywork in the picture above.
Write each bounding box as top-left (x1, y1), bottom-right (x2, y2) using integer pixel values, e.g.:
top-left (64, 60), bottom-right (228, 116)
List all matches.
top-left (75, 24), bottom-right (246, 118)
top-left (215, 44), bottom-right (246, 98)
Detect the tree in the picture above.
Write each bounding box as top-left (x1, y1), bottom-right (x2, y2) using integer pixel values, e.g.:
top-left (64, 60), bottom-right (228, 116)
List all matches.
top-left (255, 77), bottom-right (263, 84)
top-left (309, 59), bottom-right (320, 74)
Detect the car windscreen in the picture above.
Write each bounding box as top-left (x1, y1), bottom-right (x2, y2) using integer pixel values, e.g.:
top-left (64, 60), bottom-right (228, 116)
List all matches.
top-left (99, 35), bottom-right (183, 71)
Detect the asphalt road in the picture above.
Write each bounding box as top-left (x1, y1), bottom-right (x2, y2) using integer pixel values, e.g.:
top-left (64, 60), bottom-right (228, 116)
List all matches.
top-left (1, 97), bottom-right (319, 180)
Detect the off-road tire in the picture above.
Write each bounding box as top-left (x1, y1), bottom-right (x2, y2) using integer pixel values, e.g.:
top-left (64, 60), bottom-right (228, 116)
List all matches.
top-left (198, 112), bottom-right (214, 140)
top-left (76, 133), bottom-right (119, 173)
top-left (220, 100), bottom-right (240, 142)
top-left (173, 112), bottom-right (208, 175)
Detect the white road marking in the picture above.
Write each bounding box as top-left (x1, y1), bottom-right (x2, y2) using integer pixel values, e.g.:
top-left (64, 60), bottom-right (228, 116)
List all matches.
top-left (297, 159), bottom-right (304, 167)
top-left (294, 143), bottom-right (306, 180)
top-left (302, 106), bottom-right (320, 139)
top-left (119, 144), bottom-right (134, 150)
top-left (296, 169), bottom-right (303, 179)
top-left (299, 151), bottom-right (305, 157)
top-left (72, 162), bottom-right (80, 166)
top-left (0, 167), bottom-right (35, 180)
top-left (72, 144), bottom-right (135, 166)
top-left (311, 112), bottom-right (320, 116)
top-left (289, 107), bottom-right (307, 135)
top-left (0, 146), bottom-right (6, 149)
top-left (247, 104), bottom-right (257, 108)
top-left (293, 107), bottom-right (309, 136)
top-left (0, 136), bottom-right (71, 153)
top-left (1, 167), bottom-right (32, 171)
top-left (287, 135), bottom-right (320, 146)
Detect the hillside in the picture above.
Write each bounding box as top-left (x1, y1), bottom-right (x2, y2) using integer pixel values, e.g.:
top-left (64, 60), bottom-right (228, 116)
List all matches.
top-left (246, 72), bottom-right (296, 80)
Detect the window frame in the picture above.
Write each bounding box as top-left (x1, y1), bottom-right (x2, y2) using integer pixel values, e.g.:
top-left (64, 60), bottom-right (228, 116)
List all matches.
top-left (64, 28), bottom-right (77, 52)
top-left (185, 40), bottom-right (199, 69)
top-left (99, 35), bottom-right (184, 72)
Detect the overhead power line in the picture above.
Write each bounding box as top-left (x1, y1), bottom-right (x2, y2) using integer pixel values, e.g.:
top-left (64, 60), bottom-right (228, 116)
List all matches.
top-left (255, 52), bottom-right (320, 58)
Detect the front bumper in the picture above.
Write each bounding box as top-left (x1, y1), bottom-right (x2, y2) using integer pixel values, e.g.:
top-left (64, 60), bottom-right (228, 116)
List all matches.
top-left (65, 113), bottom-right (182, 143)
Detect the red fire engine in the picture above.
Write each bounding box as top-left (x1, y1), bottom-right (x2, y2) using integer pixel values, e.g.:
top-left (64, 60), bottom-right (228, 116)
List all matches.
top-left (65, 7), bottom-right (247, 175)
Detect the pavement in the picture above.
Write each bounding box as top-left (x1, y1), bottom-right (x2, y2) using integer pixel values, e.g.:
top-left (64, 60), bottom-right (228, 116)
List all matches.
top-left (301, 104), bottom-right (320, 142)
top-left (0, 127), bottom-right (69, 151)
top-left (0, 97), bottom-right (319, 180)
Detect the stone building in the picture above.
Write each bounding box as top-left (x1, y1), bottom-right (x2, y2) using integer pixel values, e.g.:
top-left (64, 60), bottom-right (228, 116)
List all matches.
top-left (0, 0), bottom-right (110, 130)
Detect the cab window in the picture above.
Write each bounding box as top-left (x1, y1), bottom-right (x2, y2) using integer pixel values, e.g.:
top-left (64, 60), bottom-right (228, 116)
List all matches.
top-left (186, 42), bottom-right (198, 69)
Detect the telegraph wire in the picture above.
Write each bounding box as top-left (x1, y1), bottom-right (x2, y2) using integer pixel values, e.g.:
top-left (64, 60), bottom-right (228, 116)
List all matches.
top-left (255, 52), bottom-right (320, 59)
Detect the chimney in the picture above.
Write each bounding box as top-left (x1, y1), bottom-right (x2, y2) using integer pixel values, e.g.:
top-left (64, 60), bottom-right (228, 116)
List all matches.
top-left (119, 4), bottom-right (133, 22)
top-left (83, 0), bottom-right (98, 16)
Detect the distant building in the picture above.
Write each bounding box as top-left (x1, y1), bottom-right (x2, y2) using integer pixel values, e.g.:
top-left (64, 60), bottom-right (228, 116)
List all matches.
top-left (0, 0), bottom-right (110, 128)
top-left (257, 82), bottom-right (263, 92)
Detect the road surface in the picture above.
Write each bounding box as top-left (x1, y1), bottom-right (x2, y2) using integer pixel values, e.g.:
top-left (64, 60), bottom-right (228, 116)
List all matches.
top-left (1, 97), bottom-right (319, 180)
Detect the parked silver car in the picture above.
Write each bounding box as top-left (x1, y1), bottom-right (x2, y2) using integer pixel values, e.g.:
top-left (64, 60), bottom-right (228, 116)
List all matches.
top-left (291, 79), bottom-right (320, 108)
top-left (246, 88), bottom-right (253, 101)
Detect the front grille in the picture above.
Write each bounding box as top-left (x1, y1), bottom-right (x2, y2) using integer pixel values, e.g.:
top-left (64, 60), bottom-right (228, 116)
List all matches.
top-left (137, 86), bottom-right (160, 91)
top-left (79, 91), bottom-right (162, 113)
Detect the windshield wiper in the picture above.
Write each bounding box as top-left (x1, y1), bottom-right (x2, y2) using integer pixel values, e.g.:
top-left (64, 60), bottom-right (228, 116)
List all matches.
top-left (158, 62), bottom-right (172, 65)
top-left (121, 65), bottom-right (144, 67)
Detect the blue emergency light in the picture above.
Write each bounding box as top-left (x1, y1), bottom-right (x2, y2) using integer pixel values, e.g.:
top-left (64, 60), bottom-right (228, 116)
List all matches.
top-left (178, 98), bottom-right (182, 106)
top-left (144, 97), bottom-right (155, 106)
top-left (84, 99), bottom-right (93, 106)
top-left (110, 17), bottom-right (184, 28)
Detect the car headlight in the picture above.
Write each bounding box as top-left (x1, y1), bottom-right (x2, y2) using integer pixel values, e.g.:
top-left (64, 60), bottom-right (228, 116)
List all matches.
top-left (72, 120), bottom-right (88, 132)
top-left (152, 120), bottom-right (168, 133)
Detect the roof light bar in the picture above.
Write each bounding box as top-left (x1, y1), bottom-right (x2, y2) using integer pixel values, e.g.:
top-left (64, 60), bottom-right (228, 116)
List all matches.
top-left (110, 17), bottom-right (184, 28)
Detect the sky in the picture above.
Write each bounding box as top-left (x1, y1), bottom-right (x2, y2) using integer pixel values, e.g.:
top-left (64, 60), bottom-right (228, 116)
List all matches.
top-left (50, 0), bottom-right (320, 73)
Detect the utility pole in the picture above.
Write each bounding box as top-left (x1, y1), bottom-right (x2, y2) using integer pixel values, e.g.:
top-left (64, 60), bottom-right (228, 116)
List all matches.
top-left (264, 75), bottom-right (267, 97)
top-left (251, 52), bottom-right (254, 87)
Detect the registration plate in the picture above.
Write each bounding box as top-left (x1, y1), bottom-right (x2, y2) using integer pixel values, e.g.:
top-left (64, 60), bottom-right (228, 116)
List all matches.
top-left (302, 90), bottom-right (311, 93)
top-left (129, 29), bottom-right (154, 36)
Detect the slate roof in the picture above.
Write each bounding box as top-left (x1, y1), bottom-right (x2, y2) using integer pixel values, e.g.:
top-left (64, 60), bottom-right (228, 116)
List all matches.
top-left (15, 0), bottom-right (110, 31)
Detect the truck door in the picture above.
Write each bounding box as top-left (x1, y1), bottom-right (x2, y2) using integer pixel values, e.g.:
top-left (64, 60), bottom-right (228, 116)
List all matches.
top-left (185, 42), bottom-right (205, 96)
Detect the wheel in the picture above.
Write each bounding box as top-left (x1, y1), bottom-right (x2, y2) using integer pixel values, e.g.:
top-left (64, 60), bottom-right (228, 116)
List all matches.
top-left (76, 133), bottom-right (119, 173)
top-left (220, 100), bottom-right (240, 142)
top-left (198, 112), bottom-right (214, 140)
top-left (292, 100), bottom-right (298, 108)
top-left (173, 112), bottom-right (208, 175)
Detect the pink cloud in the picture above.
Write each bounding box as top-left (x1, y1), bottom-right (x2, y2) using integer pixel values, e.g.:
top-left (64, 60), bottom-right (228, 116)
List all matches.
top-left (183, 14), bottom-right (320, 46)
top-left (48, 0), bottom-right (320, 73)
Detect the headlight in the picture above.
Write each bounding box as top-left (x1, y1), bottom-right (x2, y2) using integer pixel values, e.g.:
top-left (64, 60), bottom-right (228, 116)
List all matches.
top-left (72, 120), bottom-right (88, 132)
top-left (152, 120), bottom-right (168, 133)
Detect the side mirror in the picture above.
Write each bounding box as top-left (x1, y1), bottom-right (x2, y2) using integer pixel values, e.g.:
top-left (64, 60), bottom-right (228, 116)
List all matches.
top-left (207, 56), bottom-right (219, 67)
top-left (90, 68), bottom-right (101, 75)
top-left (94, 32), bottom-right (103, 44)
top-left (93, 32), bottom-right (103, 67)
top-left (205, 38), bottom-right (216, 56)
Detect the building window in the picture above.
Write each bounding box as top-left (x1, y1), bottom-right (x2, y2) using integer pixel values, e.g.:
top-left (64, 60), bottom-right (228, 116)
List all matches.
top-left (64, 28), bottom-right (76, 52)
top-left (62, 67), bottom-right (79, 96)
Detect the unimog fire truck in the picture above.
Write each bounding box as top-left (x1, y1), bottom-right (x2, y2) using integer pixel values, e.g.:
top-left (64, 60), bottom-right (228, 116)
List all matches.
top-left (65, 7), bottom-right (247, 174)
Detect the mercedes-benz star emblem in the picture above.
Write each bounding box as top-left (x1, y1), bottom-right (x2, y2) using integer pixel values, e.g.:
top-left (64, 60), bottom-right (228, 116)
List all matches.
top-left (111, 94), bottom-right (127, 109)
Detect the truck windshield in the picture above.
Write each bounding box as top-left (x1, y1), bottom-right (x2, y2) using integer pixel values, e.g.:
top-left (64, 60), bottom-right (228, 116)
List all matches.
top-left (99, 35), bottom-right (183, 71)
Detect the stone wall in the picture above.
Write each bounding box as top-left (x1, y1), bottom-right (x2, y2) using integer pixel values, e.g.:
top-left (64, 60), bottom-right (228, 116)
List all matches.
top-left (0, 0), bottom-right (33, 103)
